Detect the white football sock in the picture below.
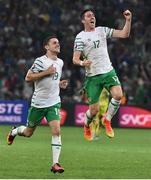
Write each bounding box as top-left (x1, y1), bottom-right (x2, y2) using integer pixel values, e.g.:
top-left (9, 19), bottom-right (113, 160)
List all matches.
top-left (51, 135), bottom-right (62, 165)
top-left (84, 110), bottom-right (93, 126)
top-left (11, 126), bottom-right (26, 136)
top-left (106, 98), bottom-right (121, 121)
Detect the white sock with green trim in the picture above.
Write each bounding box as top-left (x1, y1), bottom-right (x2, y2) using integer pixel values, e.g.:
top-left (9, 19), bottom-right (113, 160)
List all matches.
top-left (106, 98), bottom-right (121, 121)
top-left (51, 135), bottom-right (62, 165)
top-left (11, 126), bottom-right (26, 136)
top-left (84, 110), bottom-right (93, 126)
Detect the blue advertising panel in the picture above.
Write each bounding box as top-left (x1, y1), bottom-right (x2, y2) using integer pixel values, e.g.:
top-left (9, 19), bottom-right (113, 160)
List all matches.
top-left (0, 100), bottom-right (29, 125)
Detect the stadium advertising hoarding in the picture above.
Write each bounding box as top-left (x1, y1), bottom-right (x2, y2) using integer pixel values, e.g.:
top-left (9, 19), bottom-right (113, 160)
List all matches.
top-left (74, 103), bottom-right (117, 127)
top-left (0, 100), bottom-right (28, 125)
top-left (119, 106), bottom-right (151, 128)
top-left (1, 101), bottom-right (151, 128)
top-left (75, 104), bottom-right (89, 126)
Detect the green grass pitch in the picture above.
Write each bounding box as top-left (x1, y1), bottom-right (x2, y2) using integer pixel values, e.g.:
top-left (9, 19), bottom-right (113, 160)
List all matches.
top-left (0, 125), bottom-right (151, 179)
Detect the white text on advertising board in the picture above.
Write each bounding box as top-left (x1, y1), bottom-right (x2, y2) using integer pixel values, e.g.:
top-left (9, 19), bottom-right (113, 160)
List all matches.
top-left (0, 104), bottom-right (23, 114)
top-left (121, 114), bottom-right (151, 125)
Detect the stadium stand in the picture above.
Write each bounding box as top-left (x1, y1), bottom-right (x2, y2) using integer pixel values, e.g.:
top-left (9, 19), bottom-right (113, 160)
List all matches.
top-left (0, 0), bottom-right (150, 105)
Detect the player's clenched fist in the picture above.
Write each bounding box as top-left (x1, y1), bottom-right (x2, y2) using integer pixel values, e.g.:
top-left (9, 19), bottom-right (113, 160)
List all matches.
top-left (123, 10), bottom-right (132, 21)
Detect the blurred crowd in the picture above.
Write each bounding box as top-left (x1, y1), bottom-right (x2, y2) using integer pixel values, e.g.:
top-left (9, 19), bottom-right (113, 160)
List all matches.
top-left (0, 0), bottom-right (151, 105)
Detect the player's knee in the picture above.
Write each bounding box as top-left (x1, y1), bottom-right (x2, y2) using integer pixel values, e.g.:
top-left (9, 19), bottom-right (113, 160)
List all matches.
top-left (110, 86), bottom-right (123, 101)
top-left (112, 92), bottom-right (123, 101)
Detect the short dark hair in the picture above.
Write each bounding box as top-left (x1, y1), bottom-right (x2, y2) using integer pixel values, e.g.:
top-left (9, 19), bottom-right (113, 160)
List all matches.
top-left (43, 35), bottom-right (57, 47)
top-left (80, 9), bottom-right (95, 19)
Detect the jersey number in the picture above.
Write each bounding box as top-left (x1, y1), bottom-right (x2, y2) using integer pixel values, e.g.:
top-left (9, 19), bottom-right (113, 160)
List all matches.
top-left (55, 108), bottom-right (59, 116)
top-left (52, 72), bottom-right (59, 80)
top-left (93, 40), bottom-right (100, 48)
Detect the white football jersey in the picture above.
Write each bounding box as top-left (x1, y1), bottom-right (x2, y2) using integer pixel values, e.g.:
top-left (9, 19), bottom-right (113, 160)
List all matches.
top-left (30, 55), bottom-right (63, 108)
top-left (74, 26), bottom-right (114, 76)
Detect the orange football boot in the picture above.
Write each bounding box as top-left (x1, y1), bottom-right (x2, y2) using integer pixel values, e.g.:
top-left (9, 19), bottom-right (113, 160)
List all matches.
top-left (84, 125), bottom-right (93, 141)
top-left (102, 115), bottom-right (114, 138)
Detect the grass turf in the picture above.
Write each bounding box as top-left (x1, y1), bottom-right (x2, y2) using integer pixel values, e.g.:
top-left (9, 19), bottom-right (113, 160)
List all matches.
top-left (0, 125), bottom-right (151, 179)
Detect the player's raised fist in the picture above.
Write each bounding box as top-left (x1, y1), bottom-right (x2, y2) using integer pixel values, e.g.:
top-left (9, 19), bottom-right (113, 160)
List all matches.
top-left (123, 10), bottom-right (132, 21)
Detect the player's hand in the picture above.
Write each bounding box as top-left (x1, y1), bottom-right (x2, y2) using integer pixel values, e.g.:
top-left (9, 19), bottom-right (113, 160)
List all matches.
top-left (83, 59), bottom-right (92, 67)
top-left (123, 10), bottom-right (132, 21)
top-left (45, 65), bottom-right (56, 75)
top-left (59, 80), bottom-right (68, 89)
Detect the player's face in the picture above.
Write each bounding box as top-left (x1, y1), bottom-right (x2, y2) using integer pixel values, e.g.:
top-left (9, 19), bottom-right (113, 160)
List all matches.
top-left (46, 38), bottom-right (60, 54)
top-left (82, 11), bottom-right (96, 29)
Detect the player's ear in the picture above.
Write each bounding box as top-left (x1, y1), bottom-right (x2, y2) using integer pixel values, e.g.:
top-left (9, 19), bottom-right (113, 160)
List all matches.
top-left (81, 19), bottom-right (85, 24)
top-left (45, 44), bottom-right (49, 50)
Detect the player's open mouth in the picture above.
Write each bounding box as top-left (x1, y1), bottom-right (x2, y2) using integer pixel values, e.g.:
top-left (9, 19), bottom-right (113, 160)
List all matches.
top-left (90, 21), bottom-right (95, 25)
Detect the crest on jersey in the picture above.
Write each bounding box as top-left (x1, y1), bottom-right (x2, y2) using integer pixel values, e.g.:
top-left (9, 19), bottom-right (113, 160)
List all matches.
top-left (87, 39), bottom-right (91, 41)
top-left (31, 64), bottom-right (36, 70)
top-left (74, 43), bottom-right (77, 48)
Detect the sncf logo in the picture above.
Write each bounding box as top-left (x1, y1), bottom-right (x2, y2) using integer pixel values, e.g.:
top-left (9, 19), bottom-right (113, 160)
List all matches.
top-left (119, 106), bottom-right (151, 128)
top-left (121, 114), bottom-right (151, 126)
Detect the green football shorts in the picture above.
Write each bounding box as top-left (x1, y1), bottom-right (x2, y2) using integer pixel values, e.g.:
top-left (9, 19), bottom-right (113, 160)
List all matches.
top-left (84, 69), bottom-right (121, 105)
top-left (26, 103), bottom-right (61, 128)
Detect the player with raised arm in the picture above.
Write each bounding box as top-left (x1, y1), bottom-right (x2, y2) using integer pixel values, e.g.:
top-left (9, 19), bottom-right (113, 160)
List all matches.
top-left (7, 36), bottom-right (68, 173)
top-left (73, 9), bottom-right (132, 140)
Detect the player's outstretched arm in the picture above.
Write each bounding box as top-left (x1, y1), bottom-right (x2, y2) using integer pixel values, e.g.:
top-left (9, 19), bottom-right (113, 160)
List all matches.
top-left (112, 10), bottom-right (132, 38)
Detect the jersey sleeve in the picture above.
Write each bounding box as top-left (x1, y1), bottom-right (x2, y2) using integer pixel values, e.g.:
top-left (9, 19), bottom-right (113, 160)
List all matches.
top-left (73, 34), bottom-right (84, 52)
top-left (30, 58), bottom-right (44, 73)
top-left (103, 27), bottom-right (114, 38)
